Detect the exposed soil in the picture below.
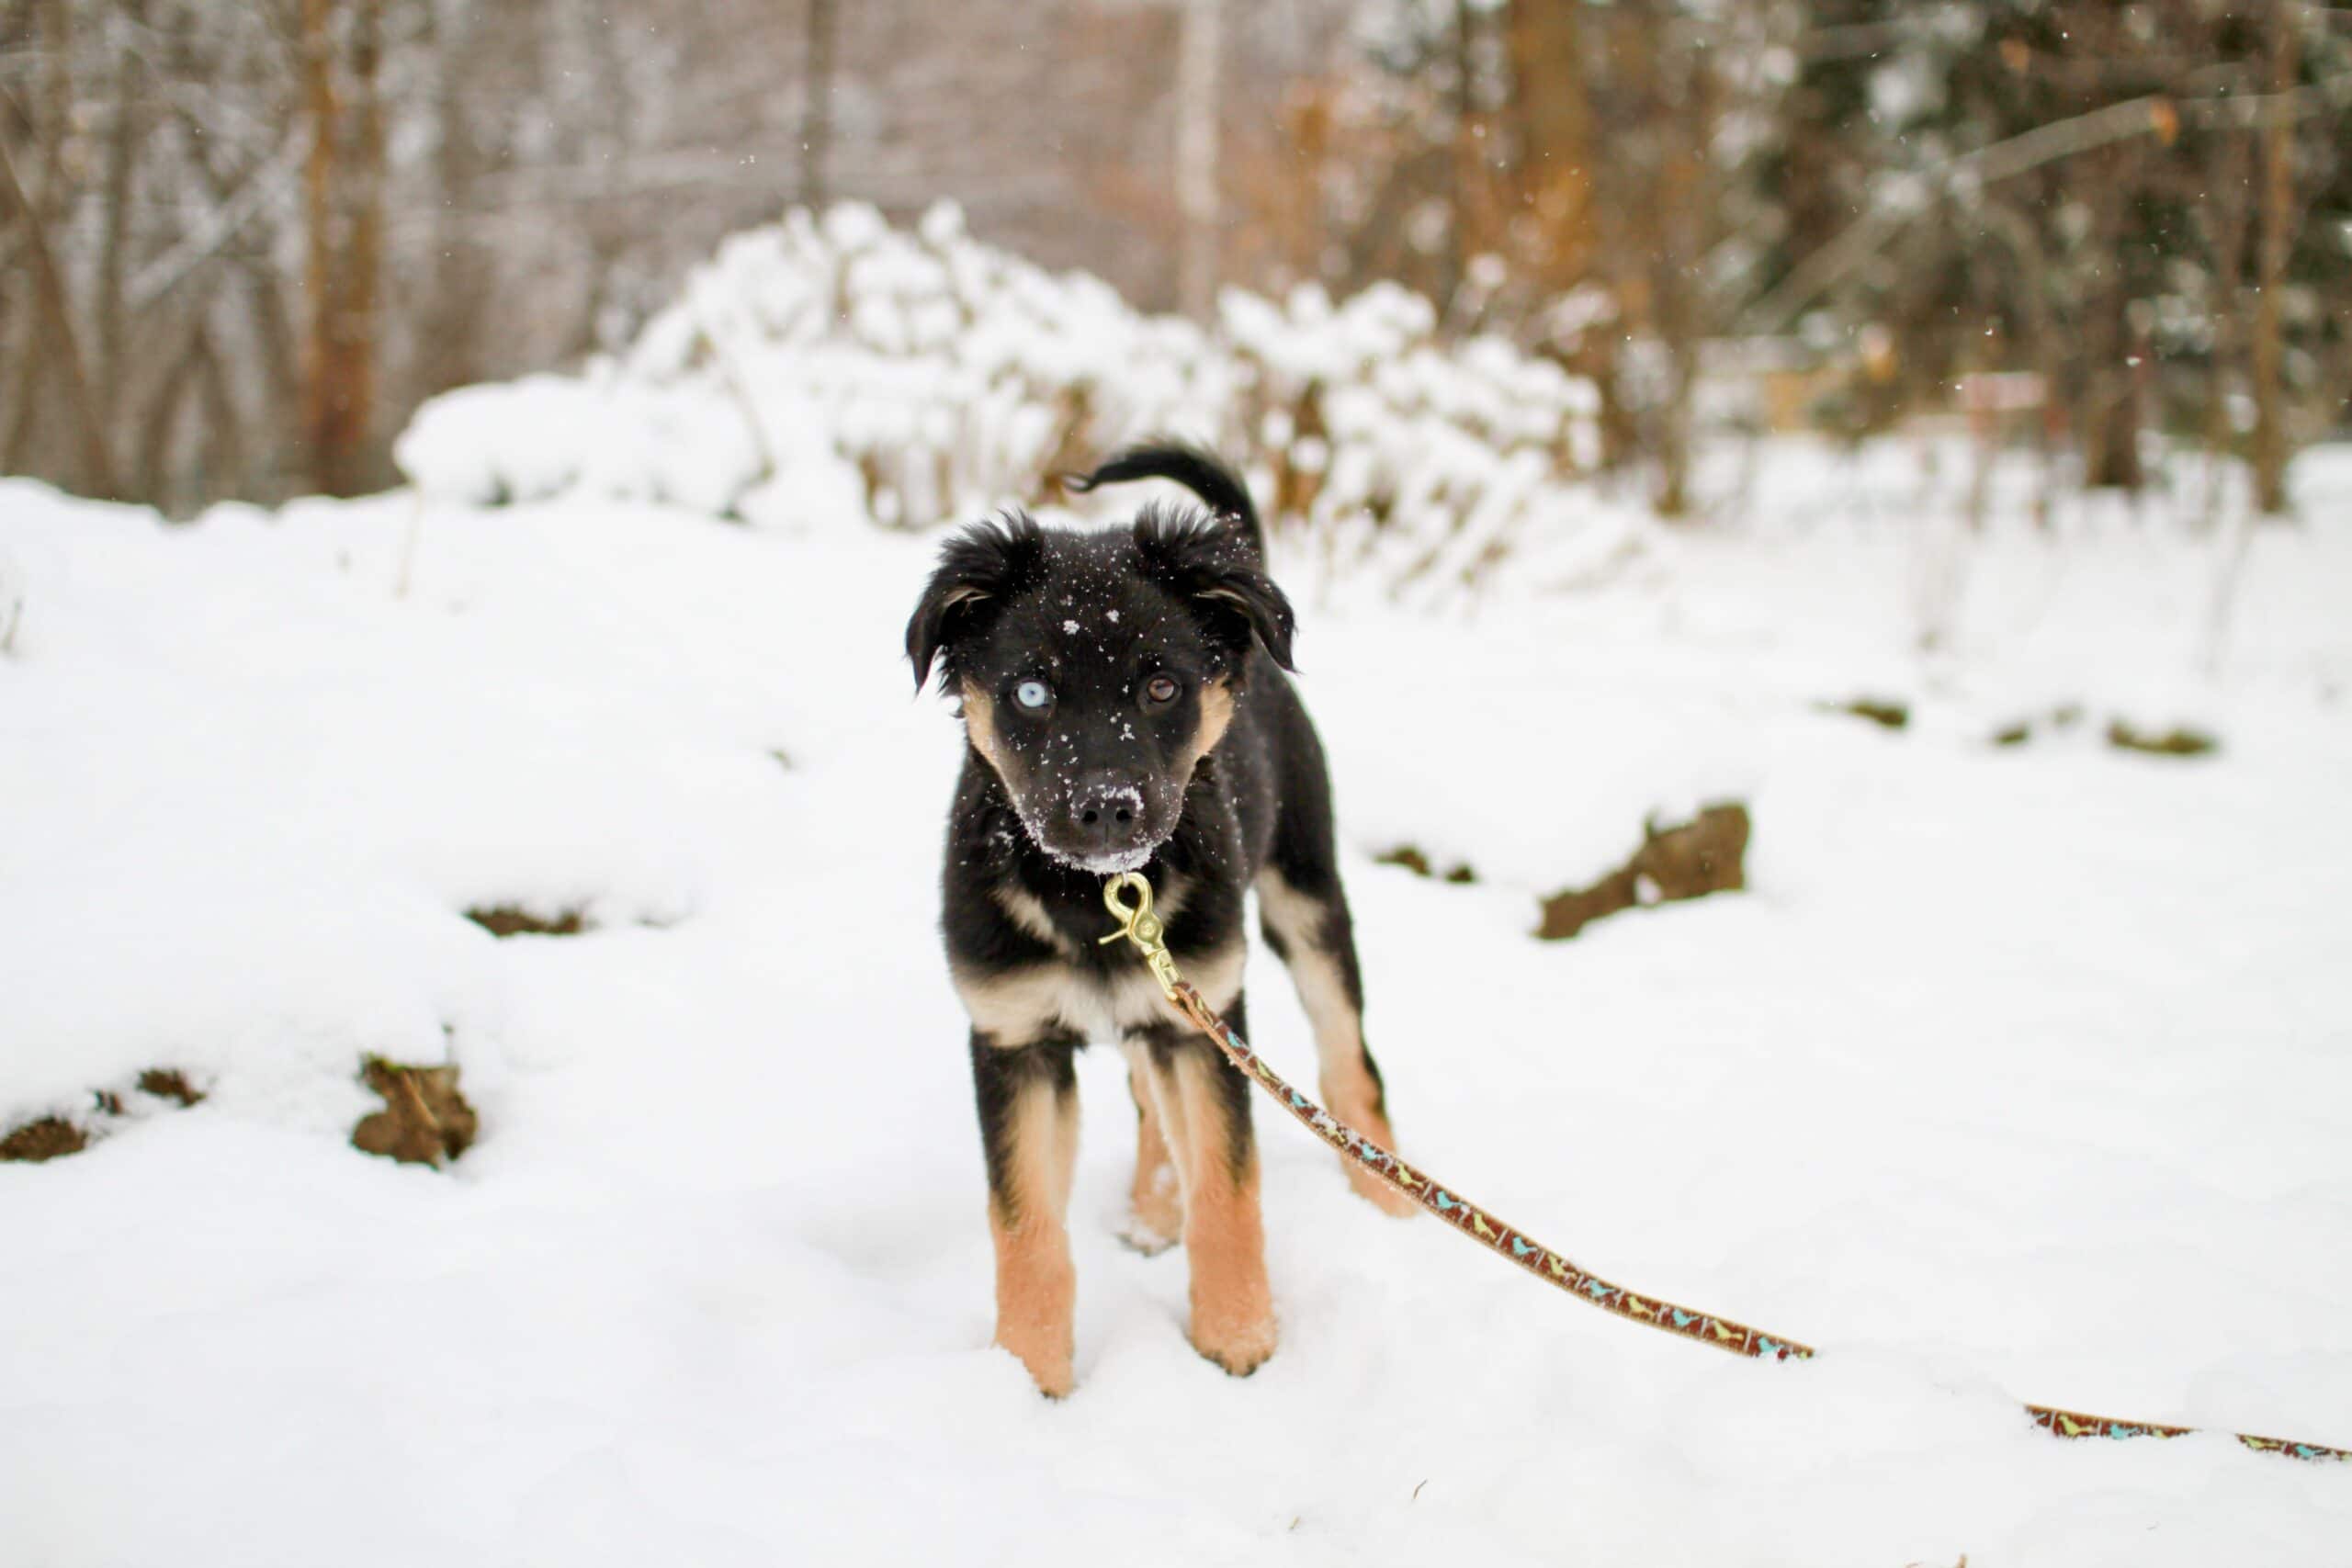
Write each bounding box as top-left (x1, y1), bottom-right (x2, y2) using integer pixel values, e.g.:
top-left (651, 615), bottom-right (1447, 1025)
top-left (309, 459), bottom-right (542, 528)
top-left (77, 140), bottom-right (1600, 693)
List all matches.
top-left (138, 1068), bottom-right (205, 1107)
top-left (1988, 704), bottom-right (2085, 748)
top-left (6, 1056), bottom-right (479, 1172)
top-left (466, 904), bottom-right (586, 938)
top-left (0, 1066), bottom-right (211, 1164)
top-left (1374, 844), bottom-right (1478, 884)
top-left (352, 1058), bottom-right (479, 1168)
top-left (0, 1116), bottom-right (88, 1163)
top-left (1820, 696), bottom-right (1910, 730)
top-left (1536, 803), bottom-right (1751, 942)
top-left (2107, 720), bottom-right (2219, 759)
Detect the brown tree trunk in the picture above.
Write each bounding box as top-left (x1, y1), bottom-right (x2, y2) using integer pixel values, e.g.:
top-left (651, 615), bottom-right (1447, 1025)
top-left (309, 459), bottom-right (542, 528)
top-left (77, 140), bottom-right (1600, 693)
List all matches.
top-left (1505, 0), bottom-right (1590, 284)
top-left (416, 0), bottom-right (483, 397)
top-left (2249, 1), bottom-right (2301, 515)
top-left (1509, 0), bottom-right (1630, 468)
top-left (1175, 0), bottom-right (1222, 319)
top-left (1437, 0), bottom-right (1479, 316)
top-left (96, 5), bottom-right (145, 428)
top-left (1644, 20), bottom-right (1713, 518)
top-left (801, 0), bottom-right (837, 210)
top-left (2081, 296), bottom-right (2145, 492)
top-left (300, 0), bottom-right (383, 499)
top-left (0, 130), bottom-right (118, 497)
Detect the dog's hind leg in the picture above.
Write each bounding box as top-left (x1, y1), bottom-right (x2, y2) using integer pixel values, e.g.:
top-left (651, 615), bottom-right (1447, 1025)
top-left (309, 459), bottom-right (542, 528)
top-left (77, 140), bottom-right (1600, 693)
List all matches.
top-left (1122, 1059), bottom-right (1183, 1255)
top-left (970, 1032), bottom-right (1081, 1396)
top-left (1256, 862), bottom-right (1418, 1218)
top-left (1133, 1004), bottom-right (1276, 1376)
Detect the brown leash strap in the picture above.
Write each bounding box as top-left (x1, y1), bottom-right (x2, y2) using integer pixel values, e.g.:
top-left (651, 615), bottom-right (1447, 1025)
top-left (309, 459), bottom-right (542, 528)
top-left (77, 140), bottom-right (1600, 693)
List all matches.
top-left (1100, 874), bottom-right (2348, 1464)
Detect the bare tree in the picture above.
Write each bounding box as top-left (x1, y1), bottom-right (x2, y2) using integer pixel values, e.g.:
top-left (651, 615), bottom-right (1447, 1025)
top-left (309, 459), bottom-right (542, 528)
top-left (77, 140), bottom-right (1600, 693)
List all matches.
top-left (801, 0), bottom-right (837, 209)
top-left (1175, 0), bottom-right (1223, 319)
top-left (2250, 0), bottom-right (2303, 515)
top-left (0, 0), bottom-right (118, 498)
top-left (298, 0), bottom-right (384, 498)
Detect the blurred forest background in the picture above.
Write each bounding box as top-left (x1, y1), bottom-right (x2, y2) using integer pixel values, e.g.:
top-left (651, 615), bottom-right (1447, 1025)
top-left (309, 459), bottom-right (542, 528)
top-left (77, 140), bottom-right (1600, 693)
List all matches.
top-left (3, 0), bottom-right (2348, 520)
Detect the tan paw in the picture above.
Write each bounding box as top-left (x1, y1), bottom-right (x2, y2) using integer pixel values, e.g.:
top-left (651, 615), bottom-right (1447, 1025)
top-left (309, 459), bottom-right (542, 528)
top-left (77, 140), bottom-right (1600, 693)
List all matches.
top-left (1345, 1158), bottom-right (1421, 1217)
top-left (1189, 1309), bottom-right (1278, 1377)
top-left (1127, 1162), bottom-right (1183, 1249)
top-left (1119, 1215), bottom-right (1180, 1256)
top-left (996, 1331), bottom-right (1074, 1399)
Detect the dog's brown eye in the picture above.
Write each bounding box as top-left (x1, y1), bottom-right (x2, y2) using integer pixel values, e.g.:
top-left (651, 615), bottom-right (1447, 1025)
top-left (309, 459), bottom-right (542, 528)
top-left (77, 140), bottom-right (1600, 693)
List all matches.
top-left (1142, 674), bottom-right (1182, 707)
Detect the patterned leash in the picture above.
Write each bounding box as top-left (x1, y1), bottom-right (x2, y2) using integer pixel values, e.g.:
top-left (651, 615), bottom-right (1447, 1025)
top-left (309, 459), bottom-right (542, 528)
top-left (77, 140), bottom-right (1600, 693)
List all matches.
top-left (1098, 872), bottom-right (2349, 1466)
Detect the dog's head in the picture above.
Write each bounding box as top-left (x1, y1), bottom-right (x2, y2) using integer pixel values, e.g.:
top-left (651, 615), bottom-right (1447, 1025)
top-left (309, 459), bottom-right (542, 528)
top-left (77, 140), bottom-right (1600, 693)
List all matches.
top-left (907, 504), bottom-right (1294, 874)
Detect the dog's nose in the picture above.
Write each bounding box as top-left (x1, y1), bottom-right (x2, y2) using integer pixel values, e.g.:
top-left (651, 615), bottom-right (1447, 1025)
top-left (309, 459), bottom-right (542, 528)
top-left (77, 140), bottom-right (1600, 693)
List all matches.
top-left (1069, 773), bottom-right (1145, 851)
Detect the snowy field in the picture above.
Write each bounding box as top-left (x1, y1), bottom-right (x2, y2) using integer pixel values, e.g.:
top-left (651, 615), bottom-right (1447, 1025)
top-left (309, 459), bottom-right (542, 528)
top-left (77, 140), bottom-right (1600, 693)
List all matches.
top-left (4, 431), bottom-right (2350, 1566)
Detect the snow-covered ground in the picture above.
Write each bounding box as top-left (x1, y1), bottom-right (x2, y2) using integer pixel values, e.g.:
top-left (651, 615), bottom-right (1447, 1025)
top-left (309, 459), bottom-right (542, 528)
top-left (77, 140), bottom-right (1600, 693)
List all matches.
top-left (5, 435), bottom-right (2350, 1565)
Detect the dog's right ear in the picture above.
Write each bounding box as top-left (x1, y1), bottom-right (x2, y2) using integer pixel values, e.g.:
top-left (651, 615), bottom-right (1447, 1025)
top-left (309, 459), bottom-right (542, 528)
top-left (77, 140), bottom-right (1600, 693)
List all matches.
top-left (906, 514), bottom-right (1039, 692)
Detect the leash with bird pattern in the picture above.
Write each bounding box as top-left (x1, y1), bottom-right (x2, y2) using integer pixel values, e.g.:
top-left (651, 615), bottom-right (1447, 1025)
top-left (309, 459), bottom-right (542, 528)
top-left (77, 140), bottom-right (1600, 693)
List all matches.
top-left (1097, 872), bottom-right (2348, 1465)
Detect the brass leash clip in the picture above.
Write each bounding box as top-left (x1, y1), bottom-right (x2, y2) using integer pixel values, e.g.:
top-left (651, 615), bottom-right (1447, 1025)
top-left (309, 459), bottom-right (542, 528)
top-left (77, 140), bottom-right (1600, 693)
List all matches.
top-left (1100, 871), bottom-right (1183, 1003)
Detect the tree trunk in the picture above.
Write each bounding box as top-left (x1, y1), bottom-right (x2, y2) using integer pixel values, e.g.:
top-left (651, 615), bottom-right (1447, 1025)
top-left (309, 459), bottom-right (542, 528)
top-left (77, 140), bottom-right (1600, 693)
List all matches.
top-left (2080, 292), bottom-right (2145, 493)
top-left (96, 4), bottom-right (146, 429)
top-left (1505, 0), bottom-right (1590, 286)
top-left (2249, 0), bottom-right (2301, 515)
top-left (300, 0), bottom-right (341, 492)
top-left (801, 0), bottom-right (836, 209)
top-left (0, 124), bottom-right (118, 497)
top-left (343, 0), bottom-right (384, 489)
top-left (1645, 25), bottom-right (1713, 518)
top-left (300, 0), bottom-right (383, 498)
top-left (1437, 0), bottom-right (1477, 315)
top-left (1175, 0), bottom-right (1222, 319)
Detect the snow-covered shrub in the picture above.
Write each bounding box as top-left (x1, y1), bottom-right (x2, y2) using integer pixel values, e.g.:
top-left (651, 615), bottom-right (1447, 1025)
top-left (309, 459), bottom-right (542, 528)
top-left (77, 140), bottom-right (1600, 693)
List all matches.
top-left (394, 203), bottom-right (1611, 596)
top-left (1218, 282), bottom-right (1606, 595)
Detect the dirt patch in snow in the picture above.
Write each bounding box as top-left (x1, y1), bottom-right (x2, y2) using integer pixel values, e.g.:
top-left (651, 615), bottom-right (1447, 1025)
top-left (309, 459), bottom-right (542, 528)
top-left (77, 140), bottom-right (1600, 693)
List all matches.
top-left (352, 1058), bottom-right (479, 1168)
top-left (0, 1068), bottom-right (209, 1164)
top-left (137, 1068), bottom-right (204, 1107)
top-left (2106, 719), bottom-right (2220, 759)
top-left (1536, 803), bottom-right (1750, 942)
top-left (466, 904), bottom-right (586, 938)
top-left (1819, 696), bottom-right (1910, 730)
top-left (0, 1116), bottom-right (88, 1163)
top-left (1374, 844), bottom-right (1479, 884)
top-left (1988, 704), bottom-right (2084, 748)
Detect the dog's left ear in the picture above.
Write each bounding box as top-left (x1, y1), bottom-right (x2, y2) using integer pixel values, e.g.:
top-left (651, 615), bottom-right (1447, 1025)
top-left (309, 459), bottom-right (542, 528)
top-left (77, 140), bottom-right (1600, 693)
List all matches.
top-left (1193, 562), bottom-right (1295, 672)
top-left (907, 514), bottom-right (1041, 691)
top-left (1143, 515), bottom-right (1297, 672)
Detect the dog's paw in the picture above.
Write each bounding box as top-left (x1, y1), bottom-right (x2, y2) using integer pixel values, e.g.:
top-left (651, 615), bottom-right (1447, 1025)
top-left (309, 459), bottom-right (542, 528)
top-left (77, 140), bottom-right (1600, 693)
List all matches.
top-left (1127, 1161), bottom-right (1183, 1249)
top-left (1345, 1160), bottom-right (1421, 1218)
top-left (1190, 1312), bottom-right (1277, 1378)
top-left (1119, 1217), bottom-right (1180, 1257)
top-left (996, 1336), bottom-right (1074, 1399)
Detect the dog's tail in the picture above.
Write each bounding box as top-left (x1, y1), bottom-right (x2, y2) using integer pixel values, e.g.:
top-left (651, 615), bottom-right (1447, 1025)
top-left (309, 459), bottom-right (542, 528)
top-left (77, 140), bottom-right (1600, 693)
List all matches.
top-left (1064, 442), bottom-right (1265, 558)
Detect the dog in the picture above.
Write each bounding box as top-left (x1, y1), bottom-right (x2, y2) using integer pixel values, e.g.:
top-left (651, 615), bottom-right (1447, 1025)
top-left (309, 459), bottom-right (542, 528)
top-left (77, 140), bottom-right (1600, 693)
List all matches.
top-left (906, 443), bottom-right (1413, 1398)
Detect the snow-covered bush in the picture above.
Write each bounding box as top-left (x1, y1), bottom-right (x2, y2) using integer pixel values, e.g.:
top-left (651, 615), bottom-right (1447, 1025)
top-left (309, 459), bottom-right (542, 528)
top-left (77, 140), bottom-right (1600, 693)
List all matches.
top-left (395, 203), bottom-right (1611, 597)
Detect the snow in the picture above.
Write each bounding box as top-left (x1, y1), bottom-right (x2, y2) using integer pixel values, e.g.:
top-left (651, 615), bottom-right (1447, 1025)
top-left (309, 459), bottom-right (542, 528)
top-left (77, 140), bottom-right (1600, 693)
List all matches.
top-left (5, 426), bottom-right (2350, 1562)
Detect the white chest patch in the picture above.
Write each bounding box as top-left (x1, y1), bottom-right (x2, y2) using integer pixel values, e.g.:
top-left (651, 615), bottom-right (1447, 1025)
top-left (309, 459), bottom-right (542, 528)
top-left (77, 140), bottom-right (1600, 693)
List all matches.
top-left (954, 942), bottom-right (1244, 1048)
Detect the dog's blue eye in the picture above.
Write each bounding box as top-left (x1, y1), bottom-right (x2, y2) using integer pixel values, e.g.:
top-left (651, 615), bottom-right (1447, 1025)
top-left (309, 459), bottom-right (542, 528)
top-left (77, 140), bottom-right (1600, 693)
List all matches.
top-left (1013, 680), bottom-right (1052, 711)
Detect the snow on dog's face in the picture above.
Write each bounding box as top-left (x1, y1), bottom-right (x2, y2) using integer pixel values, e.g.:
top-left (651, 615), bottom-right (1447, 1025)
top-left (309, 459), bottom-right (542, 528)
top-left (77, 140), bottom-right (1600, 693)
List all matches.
top-left (908, 509), bottom-right (1294, 874)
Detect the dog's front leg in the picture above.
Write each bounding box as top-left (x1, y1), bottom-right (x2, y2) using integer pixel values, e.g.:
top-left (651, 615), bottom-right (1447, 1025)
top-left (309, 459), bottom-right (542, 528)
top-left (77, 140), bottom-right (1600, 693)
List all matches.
top-left (1135, 1001), bottom-right (1276, 1377)
top-left (969, 1031), bottom-right (1080, 1397)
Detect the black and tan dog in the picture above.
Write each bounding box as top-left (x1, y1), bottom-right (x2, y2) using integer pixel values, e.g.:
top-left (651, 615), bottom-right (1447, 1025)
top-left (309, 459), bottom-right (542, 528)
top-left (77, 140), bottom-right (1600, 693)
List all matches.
top-left (906, 444), bottom-right (1412, 1397)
